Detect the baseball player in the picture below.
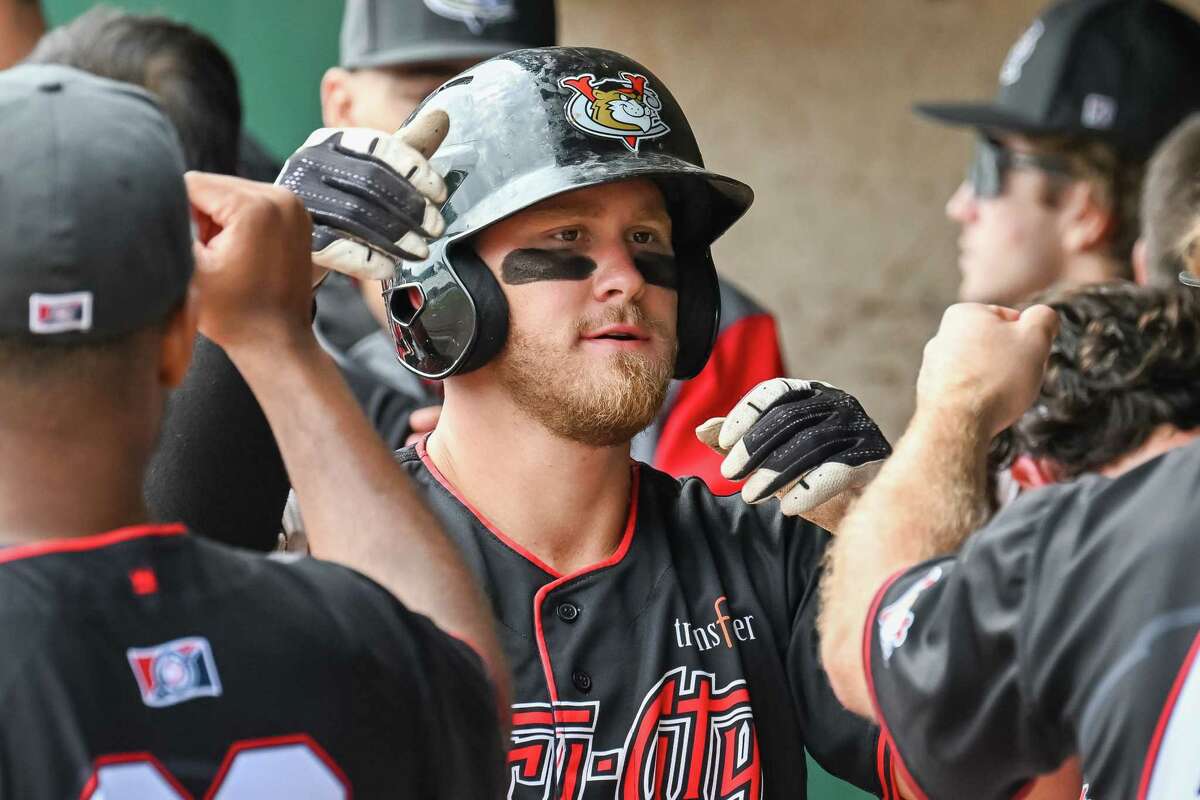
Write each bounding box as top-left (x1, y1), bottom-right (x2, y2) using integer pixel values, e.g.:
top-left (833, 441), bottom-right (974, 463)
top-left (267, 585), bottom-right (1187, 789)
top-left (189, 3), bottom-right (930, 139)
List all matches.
top-left (815, 226), bottom-right (1200, 792)
top-left (923, 0), bottom-right (1200, 307)
top-left (278, 45), bottom-right (898, 798)
top-left (313, 0), bottom-right (787, 494)
top-left (0, 65), bottom-right (505, 797)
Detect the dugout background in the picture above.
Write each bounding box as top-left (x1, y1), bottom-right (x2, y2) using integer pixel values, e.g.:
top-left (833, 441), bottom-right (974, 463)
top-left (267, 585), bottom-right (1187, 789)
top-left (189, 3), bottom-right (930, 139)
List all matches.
top-left (42, 0), bottom-right (1200, 795)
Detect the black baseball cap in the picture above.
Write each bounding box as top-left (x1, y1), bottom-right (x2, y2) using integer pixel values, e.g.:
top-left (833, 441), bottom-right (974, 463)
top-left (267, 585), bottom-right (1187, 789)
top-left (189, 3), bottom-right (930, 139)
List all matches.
top-left (339, 0), bottom-right (556, 69)
top-left (0, 64), bottom-right (192, 340)
top-left (916, 0), bottom-right (1200, 159)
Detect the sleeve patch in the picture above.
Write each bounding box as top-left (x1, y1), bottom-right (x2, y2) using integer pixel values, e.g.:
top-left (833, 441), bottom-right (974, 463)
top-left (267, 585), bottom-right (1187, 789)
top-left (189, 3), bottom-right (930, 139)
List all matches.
top-left (877, 566), bottom-right (943, 664)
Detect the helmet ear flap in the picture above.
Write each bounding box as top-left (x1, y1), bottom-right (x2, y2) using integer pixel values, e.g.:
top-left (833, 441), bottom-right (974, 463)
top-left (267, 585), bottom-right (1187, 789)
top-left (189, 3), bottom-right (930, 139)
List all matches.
top-left (448, 244), bottom-right (510, 376)
top-left (673, 248), bottom-right (720, 379)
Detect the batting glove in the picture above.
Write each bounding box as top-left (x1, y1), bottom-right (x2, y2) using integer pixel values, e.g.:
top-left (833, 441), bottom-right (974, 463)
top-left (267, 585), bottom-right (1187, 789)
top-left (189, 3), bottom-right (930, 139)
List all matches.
top-left (695, 378), bottom-right (891, 516)
top-left (276, 109), bottom-right (450, 281)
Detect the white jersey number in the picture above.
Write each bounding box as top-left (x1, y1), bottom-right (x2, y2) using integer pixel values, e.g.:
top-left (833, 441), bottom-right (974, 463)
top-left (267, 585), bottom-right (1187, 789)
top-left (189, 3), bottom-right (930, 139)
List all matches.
top-left (81, 735), bottom-right (348, 799)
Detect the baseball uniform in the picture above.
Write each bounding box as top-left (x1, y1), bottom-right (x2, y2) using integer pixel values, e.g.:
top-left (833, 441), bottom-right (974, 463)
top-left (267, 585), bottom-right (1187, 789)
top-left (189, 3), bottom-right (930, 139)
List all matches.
top-left (865, 437), bottom-right (1200, 798)
top-left (0, 524), bottom-right (502, 798)
top-left (402, 438), bottom-right (895, 799)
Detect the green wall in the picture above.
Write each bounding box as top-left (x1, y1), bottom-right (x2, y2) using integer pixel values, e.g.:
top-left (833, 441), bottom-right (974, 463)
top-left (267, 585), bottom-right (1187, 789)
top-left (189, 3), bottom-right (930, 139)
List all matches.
top-left (44, 0), bottom-right (344, 159)
top-left (38, 3), bottom-right (875, 797)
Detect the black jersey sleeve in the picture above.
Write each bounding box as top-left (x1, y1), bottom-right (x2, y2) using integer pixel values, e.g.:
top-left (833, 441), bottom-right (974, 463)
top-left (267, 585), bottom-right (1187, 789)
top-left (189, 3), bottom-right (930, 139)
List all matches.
top-left (863, 488), bottom-right (1074, 800)
top-left (145, 334), bottom-right (289, 551)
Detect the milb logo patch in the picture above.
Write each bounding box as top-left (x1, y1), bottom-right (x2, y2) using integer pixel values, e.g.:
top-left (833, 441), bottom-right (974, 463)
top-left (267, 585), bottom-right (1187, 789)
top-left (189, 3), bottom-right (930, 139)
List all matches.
top-left (127, 636), bottom-right (222, 708)
top-left (28, 291), bottom-right (92, 334)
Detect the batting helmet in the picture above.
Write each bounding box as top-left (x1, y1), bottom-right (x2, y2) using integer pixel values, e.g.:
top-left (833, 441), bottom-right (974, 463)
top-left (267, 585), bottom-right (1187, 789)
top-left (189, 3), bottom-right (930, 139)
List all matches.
top-left (381, 46), bottom-right (754, 380)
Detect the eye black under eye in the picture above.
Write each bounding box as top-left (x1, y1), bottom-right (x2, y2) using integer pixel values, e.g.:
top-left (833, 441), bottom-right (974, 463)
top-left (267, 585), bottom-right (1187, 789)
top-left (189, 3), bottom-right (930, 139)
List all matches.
top-left (633, 252), bottom-right (678, 289)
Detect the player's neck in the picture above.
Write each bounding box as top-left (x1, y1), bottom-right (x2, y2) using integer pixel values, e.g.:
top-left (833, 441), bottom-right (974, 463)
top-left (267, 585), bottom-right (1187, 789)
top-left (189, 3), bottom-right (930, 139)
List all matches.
top-left (1099, 424), bottom-right (1200, 479)
top-left (1060, 249), bottom-right (1125, 289)
top-left (0, 424), bottom-right (151, 547)
top-left (430, 383), bottom-right (634, 575)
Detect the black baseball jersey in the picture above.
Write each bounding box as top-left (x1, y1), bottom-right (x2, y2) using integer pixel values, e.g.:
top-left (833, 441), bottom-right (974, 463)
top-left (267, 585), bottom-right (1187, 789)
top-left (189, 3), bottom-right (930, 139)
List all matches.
top-left (400, 439), bottom-right (894, 799)
top-left (0, 523), bottom-right (502, 798)
top-left (865, 438), bottom-right (1200, 799)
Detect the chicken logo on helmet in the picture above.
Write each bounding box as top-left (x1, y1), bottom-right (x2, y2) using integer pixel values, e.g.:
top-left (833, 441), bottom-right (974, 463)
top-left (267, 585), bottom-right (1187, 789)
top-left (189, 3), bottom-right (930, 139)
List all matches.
top-left (560, 72), bottom-right (672, 153)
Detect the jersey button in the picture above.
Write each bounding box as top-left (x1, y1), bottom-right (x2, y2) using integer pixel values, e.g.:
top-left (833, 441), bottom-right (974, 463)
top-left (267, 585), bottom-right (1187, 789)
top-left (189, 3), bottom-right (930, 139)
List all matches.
top-left (557, 602), bottom-right (580, 623)
top-left (572, 669), bottom-right (592, 693)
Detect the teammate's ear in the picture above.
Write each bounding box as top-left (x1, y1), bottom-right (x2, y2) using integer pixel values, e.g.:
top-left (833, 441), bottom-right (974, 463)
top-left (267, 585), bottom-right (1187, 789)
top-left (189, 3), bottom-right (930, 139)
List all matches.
top-left (1058, 181), bottom-right (1114, 255)
top-left (320, 68), bottom-right (355, 128)
top-left (158, 291), bottom-right (197, 389)
top-left (1010, 454), bottom-right (1061, 489)
top-left (1132, 237), bottom-right (1151, 286)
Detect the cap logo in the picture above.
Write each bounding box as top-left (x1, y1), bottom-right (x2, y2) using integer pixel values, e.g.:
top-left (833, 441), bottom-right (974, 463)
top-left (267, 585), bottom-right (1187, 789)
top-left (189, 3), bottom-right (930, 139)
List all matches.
top-left (1081, 93), bottom-right (1117, 130)
top-left (999, 18), bottom-right (1044, 86)
top-left (28, 291), bottom-right (92, 334)
top-left (423, 0), bottom-right (515, 35)
top-left (560, 72), bottom-right (671, 154)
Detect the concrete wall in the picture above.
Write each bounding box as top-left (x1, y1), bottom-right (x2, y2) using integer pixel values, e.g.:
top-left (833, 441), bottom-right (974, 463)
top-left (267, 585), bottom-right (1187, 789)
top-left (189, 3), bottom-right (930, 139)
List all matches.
top-left (561, 0), bottom-right (1200, 436)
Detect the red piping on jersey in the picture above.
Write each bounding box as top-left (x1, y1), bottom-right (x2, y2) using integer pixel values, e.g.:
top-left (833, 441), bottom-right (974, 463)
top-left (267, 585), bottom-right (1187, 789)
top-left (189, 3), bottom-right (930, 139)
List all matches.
top-left (862, 568), bottom-right (931, 800)
top-left (80, 752), bottom-right (190, 799)
top-left (1136, 625), bottom-right (1200, 798)
top-left (417, 436), bottom-right (561, 577)
top-left (874, 731), bottom-right (892, 800)
top-left (203, 733), bottom-right (351, 800)
top-left (0, 523), bottom-right (185, 566)
top-left (532, 466), bottom-right (641, 704)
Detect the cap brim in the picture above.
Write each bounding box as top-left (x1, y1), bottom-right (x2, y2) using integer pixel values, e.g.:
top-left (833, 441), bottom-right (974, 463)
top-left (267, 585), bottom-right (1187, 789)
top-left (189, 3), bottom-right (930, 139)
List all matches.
top-left (914, 101), bottom-right (1051, 135)
top-left (343, 40), bottom-right (524, 70)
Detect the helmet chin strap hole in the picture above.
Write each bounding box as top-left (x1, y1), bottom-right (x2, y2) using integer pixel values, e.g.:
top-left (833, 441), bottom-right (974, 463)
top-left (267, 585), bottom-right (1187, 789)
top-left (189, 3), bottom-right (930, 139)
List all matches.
top-left (388, 285), bottom-right (425, 326)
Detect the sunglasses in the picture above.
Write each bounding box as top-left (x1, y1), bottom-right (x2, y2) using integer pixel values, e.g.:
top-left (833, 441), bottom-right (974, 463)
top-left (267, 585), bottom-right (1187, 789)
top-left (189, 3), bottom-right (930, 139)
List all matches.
top-left (967, 137), bottom-right (1074, 198)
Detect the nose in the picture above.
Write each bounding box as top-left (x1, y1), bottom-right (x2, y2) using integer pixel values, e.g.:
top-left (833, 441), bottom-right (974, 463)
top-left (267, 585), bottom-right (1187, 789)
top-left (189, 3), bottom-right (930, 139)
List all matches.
top-left (945, 181), bottom-right (978, 225)
top-left (590, 241), bottom-right (646, 302)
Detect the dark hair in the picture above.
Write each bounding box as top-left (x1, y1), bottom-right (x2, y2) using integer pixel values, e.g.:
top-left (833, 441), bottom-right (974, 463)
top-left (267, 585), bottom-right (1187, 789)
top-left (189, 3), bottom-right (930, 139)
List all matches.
top-left (992, 282), bottom-right (1200, 478)
top-left (1028, 135), bottom-right (1144, 274)
top-left (27, 6), bottom-right (241, 174)
top-left (1141, 115), bottom-right (1200, 287)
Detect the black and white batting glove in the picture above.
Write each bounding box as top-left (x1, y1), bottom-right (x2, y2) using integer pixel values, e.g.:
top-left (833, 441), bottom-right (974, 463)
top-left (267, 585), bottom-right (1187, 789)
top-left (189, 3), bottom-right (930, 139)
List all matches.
top-left (695, 378), bottom-right (891, 516)
top-left (276, 109), bottom-right (449, 281)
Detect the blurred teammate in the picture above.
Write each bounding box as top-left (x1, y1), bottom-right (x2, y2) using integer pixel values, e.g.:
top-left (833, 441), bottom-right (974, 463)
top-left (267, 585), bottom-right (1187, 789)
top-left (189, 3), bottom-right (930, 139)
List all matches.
top-left (1136, 114), bottom-right (1200, 288)
top-left (29, 8), bottom-right (290, 549)
top-left (817, 160), bottom-right (1200, 798)
top-left (921, 0), bottom-right (1200, 306)
top-left (315, 0), bottom-right (785, 493)
top-left (0, 64), bottom-right (504, 797)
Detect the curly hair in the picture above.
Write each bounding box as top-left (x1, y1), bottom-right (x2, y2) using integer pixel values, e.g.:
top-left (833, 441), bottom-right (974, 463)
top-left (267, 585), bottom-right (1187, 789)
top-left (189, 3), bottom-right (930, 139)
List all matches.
top-left (993, 282), bottom-right (1200, 479)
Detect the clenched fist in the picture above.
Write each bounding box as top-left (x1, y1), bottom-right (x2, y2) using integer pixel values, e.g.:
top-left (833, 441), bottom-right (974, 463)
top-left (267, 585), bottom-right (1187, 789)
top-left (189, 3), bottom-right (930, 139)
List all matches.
top-left (918, 303), bottom-right (1058, 437)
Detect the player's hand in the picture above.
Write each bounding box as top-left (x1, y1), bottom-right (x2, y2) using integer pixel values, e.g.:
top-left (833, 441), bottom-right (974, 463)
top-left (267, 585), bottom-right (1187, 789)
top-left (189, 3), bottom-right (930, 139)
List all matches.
top-left (405, 404), bottom-right (442, 447)
top-left (277, 109), bottom-right (450, 283)
top-left (917, 303), bottom-right (1058, 438)
top-left (185, 173), bottom-right (315, 352)
top-left (695, 378), bottom-right (892, 517)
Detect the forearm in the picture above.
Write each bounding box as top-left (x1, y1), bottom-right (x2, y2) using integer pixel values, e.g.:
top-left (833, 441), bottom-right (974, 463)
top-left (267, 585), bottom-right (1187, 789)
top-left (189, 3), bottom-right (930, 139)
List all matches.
top-left (228, 333), bottom-right (510, 712)
top-left (819, 404), bottom-right (990, 716)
